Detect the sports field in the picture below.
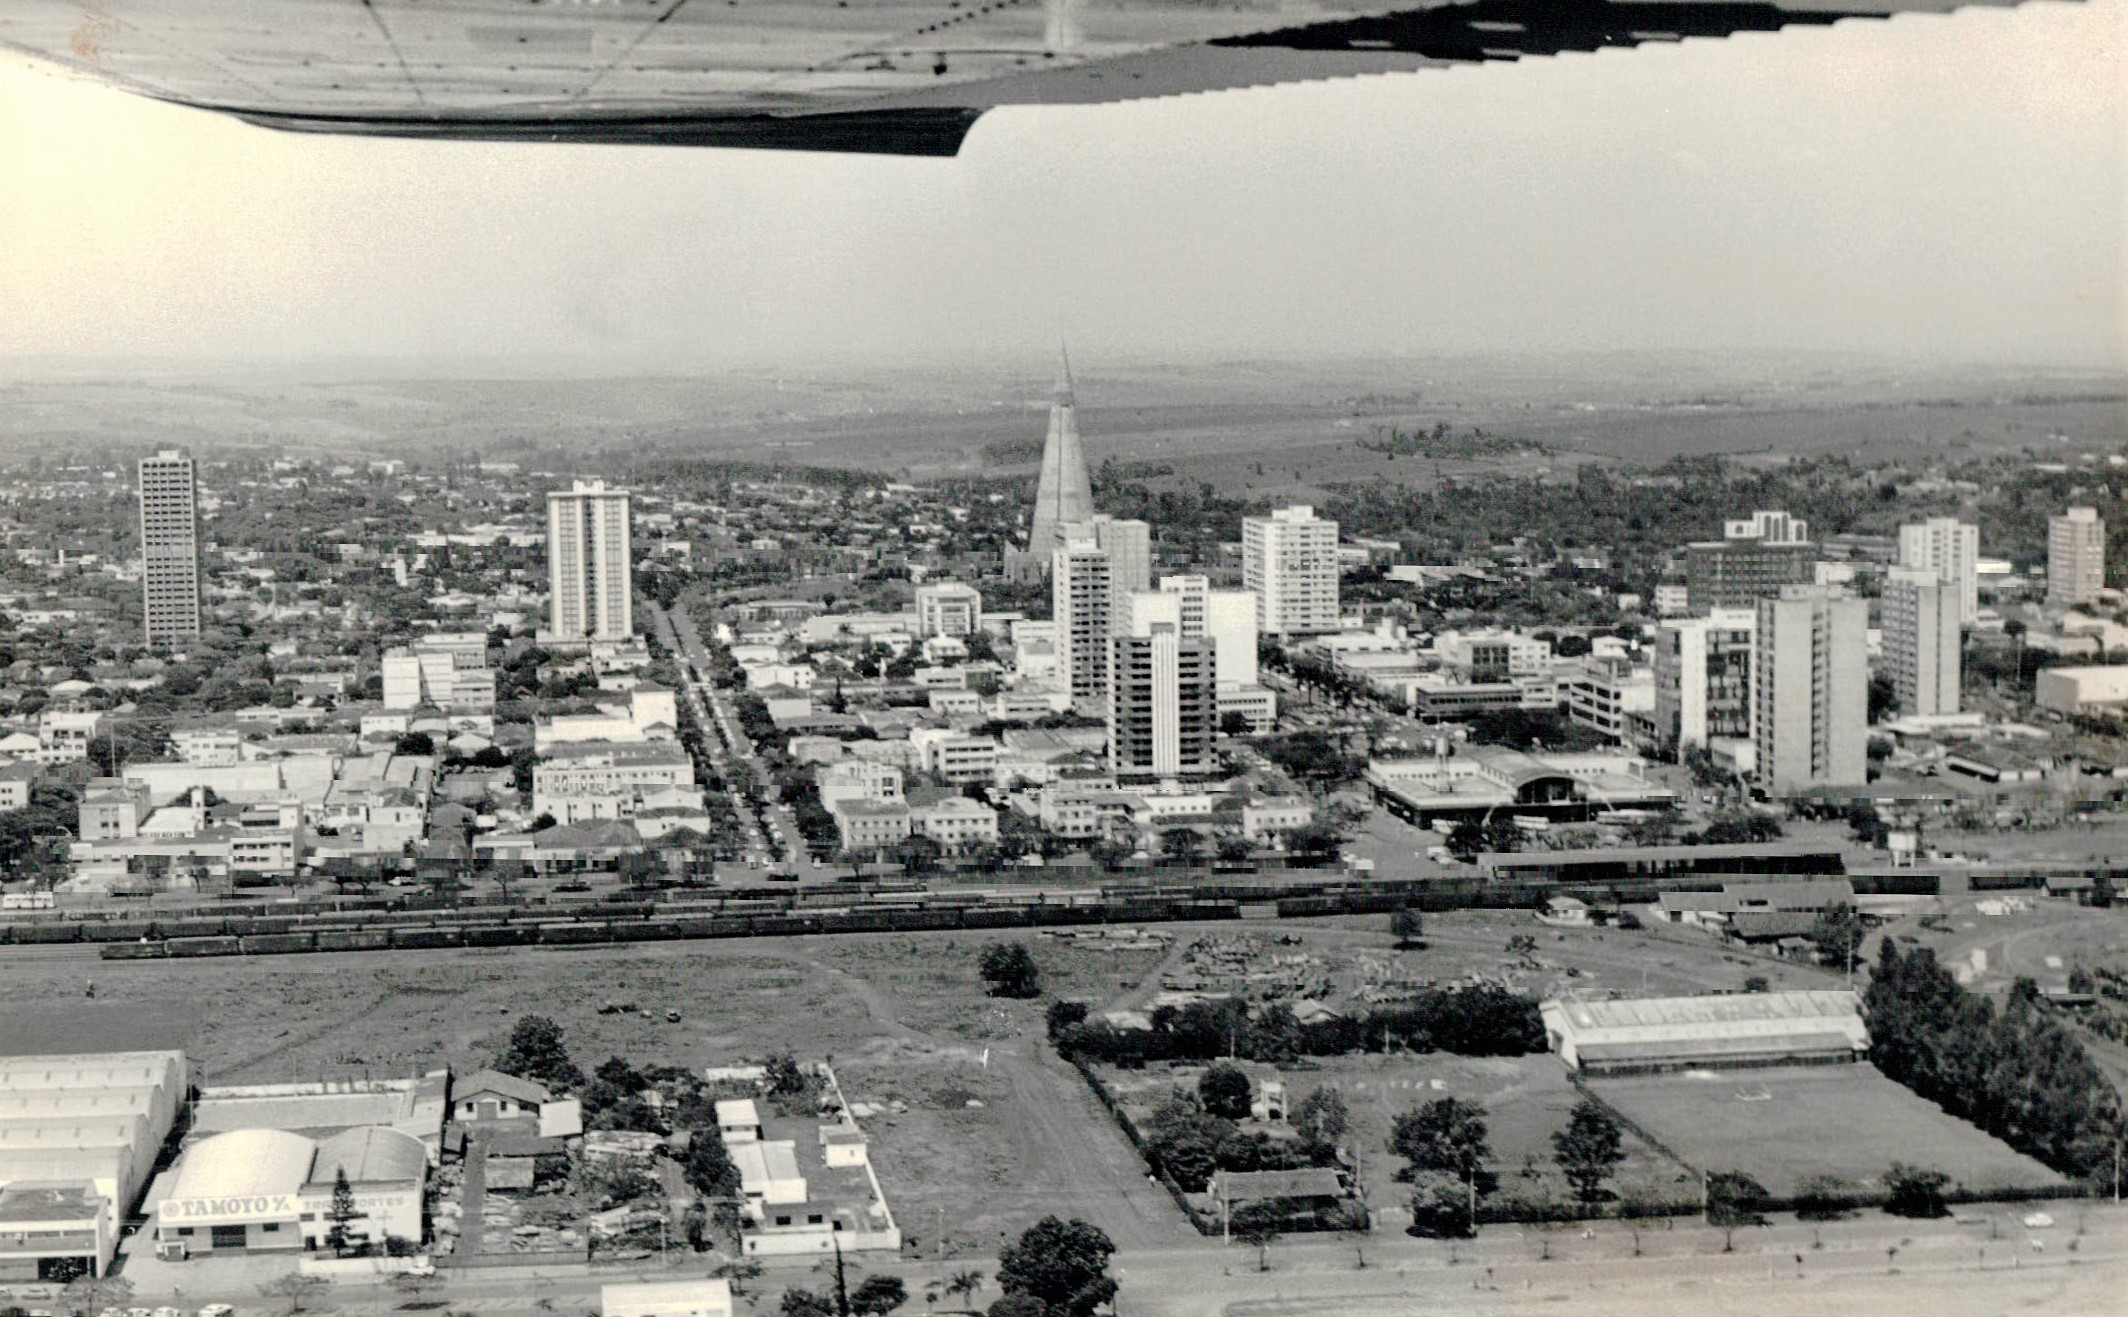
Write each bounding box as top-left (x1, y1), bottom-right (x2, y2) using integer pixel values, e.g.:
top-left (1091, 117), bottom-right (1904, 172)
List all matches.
top-left (1587, 1063), bottom-right (2068, 1200)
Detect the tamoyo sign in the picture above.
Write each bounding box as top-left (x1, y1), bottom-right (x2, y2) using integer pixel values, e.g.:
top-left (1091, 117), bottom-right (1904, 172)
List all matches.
top-left (161, 1194), bottom-right (302, 1224)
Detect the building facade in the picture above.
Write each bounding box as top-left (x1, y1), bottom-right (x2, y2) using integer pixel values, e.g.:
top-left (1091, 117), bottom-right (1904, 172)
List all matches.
top-left (547, 480), bottom-right (634, 644)
top-left (1053, 538), bottom-right (1114, 703)
top-left (138, 449), bottom-right (203, 645)
top-left (1243, 505), bottom-right (1340, 637)
top-left (1652, 609), bottom-right (1756, 757)
top-left (1108, 592), bottom-right (1217, 782)
top-left (914, 582), bottom-right (981, 638)
top-left (1897, 517), bottom-right (1979, 625)
top-left (2048, 506), bottom-right (2105, 607)
top-left (1882, 567), bottom-right (1961, 718)
top-left (1753, 588), bottom-right (1867, 795)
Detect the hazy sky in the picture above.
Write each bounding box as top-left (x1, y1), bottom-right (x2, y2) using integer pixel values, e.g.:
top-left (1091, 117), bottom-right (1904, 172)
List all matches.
top-left (1, 0), bottom-right (2121, 373)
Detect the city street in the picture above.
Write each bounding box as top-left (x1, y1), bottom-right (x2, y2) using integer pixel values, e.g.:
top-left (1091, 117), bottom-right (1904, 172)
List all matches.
top-left (24, 1199), bottom-right (2123, 1317)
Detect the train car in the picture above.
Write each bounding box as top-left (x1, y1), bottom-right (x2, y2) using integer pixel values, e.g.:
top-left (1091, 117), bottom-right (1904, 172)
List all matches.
top-left (78, 919), bottom-right (156, 943)
top-left (9, 922), bottom-right (82, 944)
top-left (889, 908), bottom-right (963, 933)
top-left (316, 929), bottom-right (393, 952)
top-left (668, 916), bottom-right (724, 939)
top-left (240, 932), bottom-right (319, 955)
top-left (99, 940), bottom-right (167, 960)
top-left (1179, 900), bottom-right (1241, 921)
top-left (161, 916), bottom-right (232, 939)
top-left (816, 910), bottom-right (893, 935)
top-left (613, 920), bottom-right (683, 942)
top-left (464, 925), bottom-right (536, 948)
top-left (165, 936), bottom-right (242, 958)
top-left (538, 923), bottom-right (615, 946)
top-left (750, 914), bottom-right (820, 936)
top-left (390, 927), bottom-right (463, 950)
top-left (959, 907), bottom-right (1032, 930)
top-left (241, 915), bottom-right (299, 935)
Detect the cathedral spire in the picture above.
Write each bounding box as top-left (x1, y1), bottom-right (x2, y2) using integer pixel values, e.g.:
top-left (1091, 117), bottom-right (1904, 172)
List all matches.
top-left (1027, 347), bottom-right (1095, 562)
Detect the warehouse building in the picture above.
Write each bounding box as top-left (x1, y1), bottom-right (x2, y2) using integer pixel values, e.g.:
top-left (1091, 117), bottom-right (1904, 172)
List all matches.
top-left (153, 1125), bottom-right (427, 1259)
top-left (1539, 990), bottom-right (1869, 1075)
top-left (0, 1049), bottom-right (188, 1280)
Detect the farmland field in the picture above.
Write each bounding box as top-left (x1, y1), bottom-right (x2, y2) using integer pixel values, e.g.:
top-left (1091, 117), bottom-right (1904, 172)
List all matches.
top-left (1587, 1063), bottom-right (2069, 1200)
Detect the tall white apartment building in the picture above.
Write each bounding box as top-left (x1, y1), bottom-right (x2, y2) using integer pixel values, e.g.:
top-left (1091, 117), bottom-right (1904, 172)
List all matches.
top-left (1243, 505), bottom-right (1339, 637)
top-left (1089, 516), bottom-right (1152, 629)
top-left (546, 481), bottom-right (633, 644)
top-left (2049, 507), bottom-right (2106, 607)
top-left (1158, 575), bottom-right (1209, 638)
top-left (1753, 587), bottom-right (1868, 795)
top-left (1053, 537), bottom-right (1114, 704)
top-left (138, 449), bottom-right (202, 645)
top-left (1897, 517), bottom-right (1979, 625)
top-left (1109, 591), bottom-right (1217, 782)
top-left (915, 581), bottom-right (982, 638)
top-left (1882, 567), bottom-right (1961, 718)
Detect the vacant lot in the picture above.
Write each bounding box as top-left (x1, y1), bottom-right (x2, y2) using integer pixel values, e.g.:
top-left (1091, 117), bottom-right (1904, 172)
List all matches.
top-left (0, 930), bottom-right (1185, 1250)
top-left (1588, 1064), bottom-right (2068, 1200)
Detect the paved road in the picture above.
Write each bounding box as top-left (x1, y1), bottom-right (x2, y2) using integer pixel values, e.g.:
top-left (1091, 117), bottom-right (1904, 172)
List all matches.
top-left (39, 1200), bottom-right (2122, 1317)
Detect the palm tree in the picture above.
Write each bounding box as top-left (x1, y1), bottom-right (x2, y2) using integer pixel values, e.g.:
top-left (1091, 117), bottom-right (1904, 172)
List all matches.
top-left (941, 1269), bottom-right (985, 1313)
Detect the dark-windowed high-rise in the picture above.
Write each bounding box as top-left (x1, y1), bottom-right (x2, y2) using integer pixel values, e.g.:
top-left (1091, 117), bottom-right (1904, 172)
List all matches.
top-left (138, 448), bottom-right (202, 645)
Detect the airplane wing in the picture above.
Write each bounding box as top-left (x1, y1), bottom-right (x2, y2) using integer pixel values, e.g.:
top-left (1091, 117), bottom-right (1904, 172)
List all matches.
top-left (0, 0), bottom-right (2051, 157)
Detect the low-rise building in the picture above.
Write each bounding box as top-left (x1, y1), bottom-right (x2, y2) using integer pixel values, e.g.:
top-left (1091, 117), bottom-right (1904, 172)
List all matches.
top-left (909, 797), bottom-right (999, 848)
top-left (1539, 990), bottom-right (1869, 1074)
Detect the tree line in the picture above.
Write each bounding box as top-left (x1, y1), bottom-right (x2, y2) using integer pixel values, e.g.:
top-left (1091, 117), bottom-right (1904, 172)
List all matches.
top-left (1866, 941), bottom-right (2125, 1182)
top-left (1051, 986), bottom-right (1544, 1068)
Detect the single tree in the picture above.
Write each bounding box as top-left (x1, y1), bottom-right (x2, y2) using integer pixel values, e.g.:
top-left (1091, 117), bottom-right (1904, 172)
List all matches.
top-left (1045, 999), bottom-right (1090, 1042)
top-left (780, 1290), bottom-right (836, 1317)
top-left (1705, 1170), bottom-right (1770, 1252)
top-left (765, 1051), bottom-right (810, 1096)
top-left (492, 1014), bottom-right (585, 1092)
top-left (1198, 1063), bottom-right (1253, 1120)
top-left (1230, 1201), bottom-right (1283, 1272)
top-left (849, 1276), bottom-right (907, 1317)
top-left (941, 1269), bottom-right (986, 1313)
top-left (1389, 1097), bottom-right (1496, 1196)
top-left (1390, 906), bottom-right (1424, 947)
top-left (978, 942), bottom-right (1042, 999)
top-left (1291, 1086), bottom-right (1349, 1161)
top-left (1882, 1163), bottom-right (1951, 1218)
top-left (1550, 1098), bottom-right (1625, 1205)
top-left (259, 1274), bottom-right (329, 1316)
top-left (1405, 1169), bottom-right (1475, 1238)
top-left (325, 1165), bottom-right (365, 1255)
top-left (1159, 827), bottom-right (1200, 861)
top-left (995, 1217), bottom-right (1117, 1317)
top-left (1808, 903), bottom-right (1867, 972)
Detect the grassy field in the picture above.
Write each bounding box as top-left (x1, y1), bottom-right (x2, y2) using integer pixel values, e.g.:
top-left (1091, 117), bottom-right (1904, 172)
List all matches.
top-left (1587, 1064), bottom-right (2068, 1200)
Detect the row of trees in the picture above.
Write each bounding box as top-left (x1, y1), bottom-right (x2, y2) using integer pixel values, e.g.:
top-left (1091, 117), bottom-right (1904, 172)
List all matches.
top-left (1053, 986), bottom-right (1544, 1068)
top-left (1866, 942), bottom-right (2125, 1181)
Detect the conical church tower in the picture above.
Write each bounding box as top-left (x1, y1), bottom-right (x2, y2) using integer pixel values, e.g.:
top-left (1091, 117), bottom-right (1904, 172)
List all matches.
top-left (1026, 348), bottom-right (1096, 561)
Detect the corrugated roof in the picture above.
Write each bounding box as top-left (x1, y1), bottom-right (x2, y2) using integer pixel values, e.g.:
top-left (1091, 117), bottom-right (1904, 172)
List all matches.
top-left (457, 1070), bottom-right (553, 1106)
top-left (1548, 990), bottom-right (1861, 1033)
top-left (310, 1126), bottom-right (427, 1186)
